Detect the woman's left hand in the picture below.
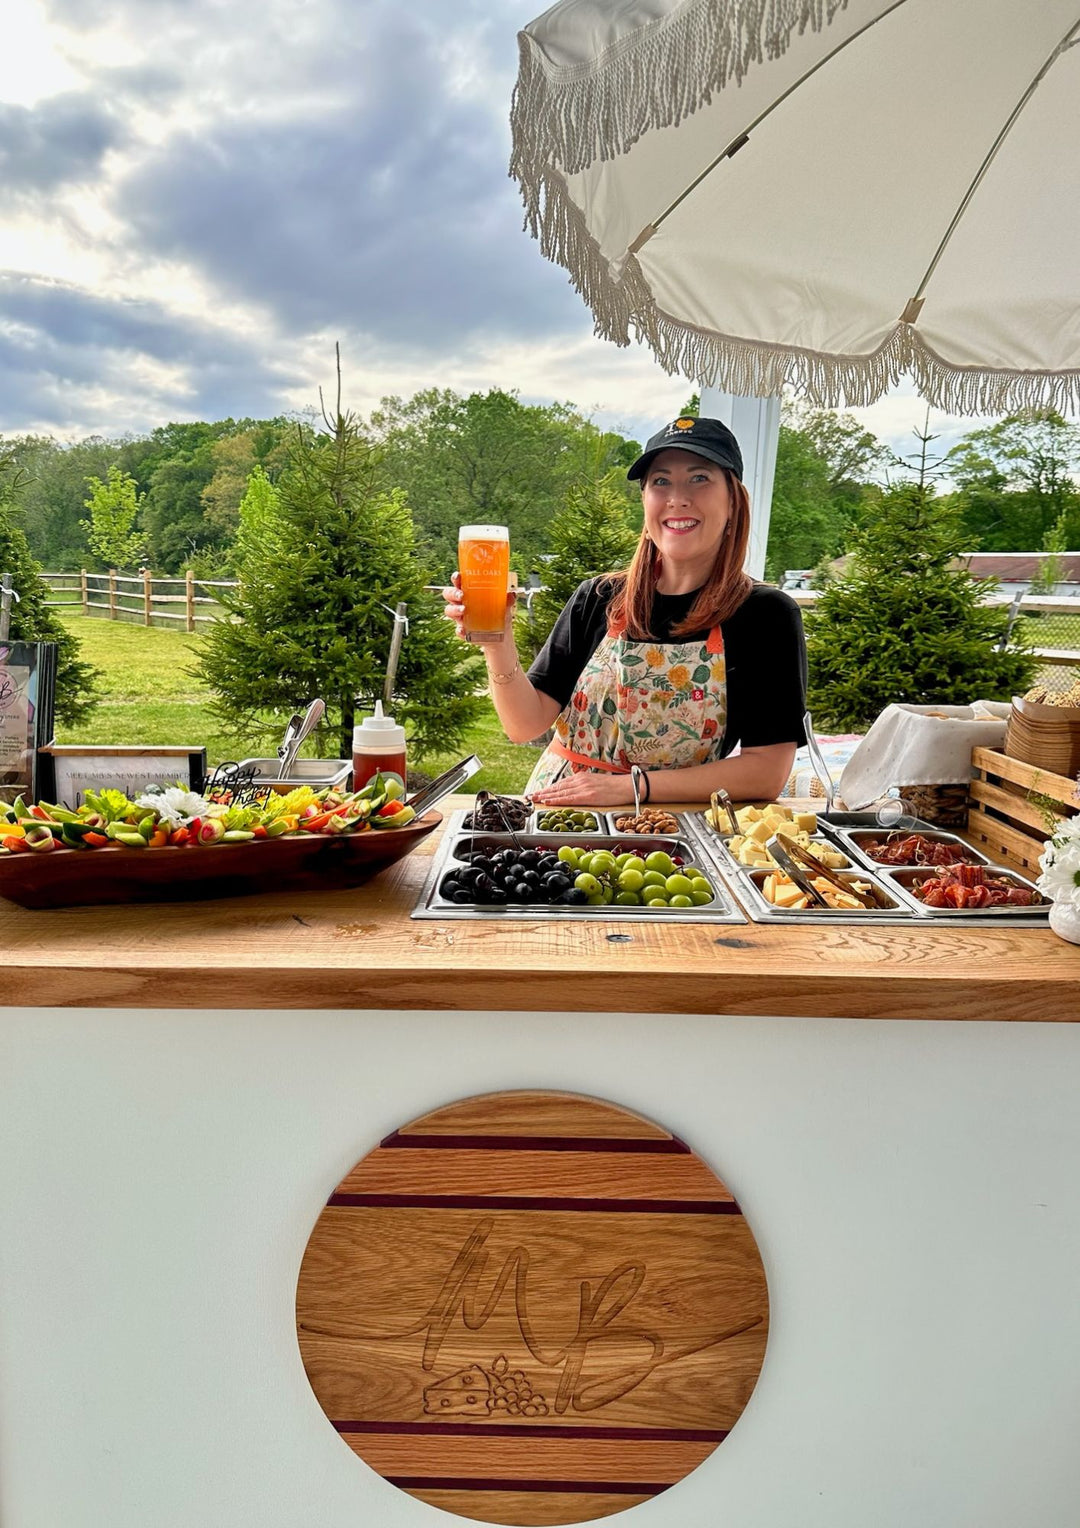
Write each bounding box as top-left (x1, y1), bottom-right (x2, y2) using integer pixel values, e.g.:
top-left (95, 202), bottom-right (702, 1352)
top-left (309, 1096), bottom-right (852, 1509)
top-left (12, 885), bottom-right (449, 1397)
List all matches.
top-left (529, 772), bottom-right (637, 807)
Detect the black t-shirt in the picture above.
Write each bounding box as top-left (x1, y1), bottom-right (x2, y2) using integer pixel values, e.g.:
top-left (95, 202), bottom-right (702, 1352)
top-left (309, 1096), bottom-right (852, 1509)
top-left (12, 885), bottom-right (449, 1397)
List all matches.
top-left (527, 579), bottom-right (807, 757)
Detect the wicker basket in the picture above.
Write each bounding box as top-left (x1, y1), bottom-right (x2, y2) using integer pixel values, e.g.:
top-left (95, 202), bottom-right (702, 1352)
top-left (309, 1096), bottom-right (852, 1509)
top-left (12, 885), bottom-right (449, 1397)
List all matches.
top-left (896, 782), bottom-right (970, 828)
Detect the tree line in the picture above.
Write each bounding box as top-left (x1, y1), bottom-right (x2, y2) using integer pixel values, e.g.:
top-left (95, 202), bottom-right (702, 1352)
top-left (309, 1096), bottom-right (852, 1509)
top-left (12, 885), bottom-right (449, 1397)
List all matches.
top-left (3, 394), bottom-right (1078, 588)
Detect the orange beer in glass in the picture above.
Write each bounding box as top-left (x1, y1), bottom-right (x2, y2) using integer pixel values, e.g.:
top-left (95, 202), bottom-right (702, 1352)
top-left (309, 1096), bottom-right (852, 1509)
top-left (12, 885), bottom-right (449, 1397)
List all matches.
top-left (458, 524), bottom-right (510, 642)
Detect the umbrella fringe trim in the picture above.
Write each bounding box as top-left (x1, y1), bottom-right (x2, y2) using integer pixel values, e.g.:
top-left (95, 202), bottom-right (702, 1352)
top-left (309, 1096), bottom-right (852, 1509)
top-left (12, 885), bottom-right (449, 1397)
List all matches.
top-left (511, 0), bottom-right (852, 179)
top-left (642, 304), bottom-right (1080, 414)
top-left (515, 125), bottom-right (1080, 414)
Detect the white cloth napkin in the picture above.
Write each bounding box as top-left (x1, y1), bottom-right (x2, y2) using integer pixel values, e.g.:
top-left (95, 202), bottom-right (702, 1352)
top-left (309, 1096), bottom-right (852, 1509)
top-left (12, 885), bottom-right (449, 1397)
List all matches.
top-left (838, 703), bottom-right (1008, 810)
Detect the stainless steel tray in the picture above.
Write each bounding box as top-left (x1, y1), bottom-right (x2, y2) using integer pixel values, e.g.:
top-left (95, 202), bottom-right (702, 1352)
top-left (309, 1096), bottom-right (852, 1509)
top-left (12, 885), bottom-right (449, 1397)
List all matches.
top-left (735, 865), bottom-right (908, 922)
top-left (528, 807), bottom-right (610, 837)
top-left (683, 812), bottom-right (1051, 926)
top-left (411, 812), bottom-right (746, 924)
top-left (833, 826), bottom-right (992, 873)
top-left (879, 864), bottom-right (1049, 918)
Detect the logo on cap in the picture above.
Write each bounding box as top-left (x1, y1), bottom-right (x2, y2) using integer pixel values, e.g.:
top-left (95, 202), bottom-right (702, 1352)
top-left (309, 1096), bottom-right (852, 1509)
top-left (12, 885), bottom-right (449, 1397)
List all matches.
top-left (668, 417), bottom-right (697, 434)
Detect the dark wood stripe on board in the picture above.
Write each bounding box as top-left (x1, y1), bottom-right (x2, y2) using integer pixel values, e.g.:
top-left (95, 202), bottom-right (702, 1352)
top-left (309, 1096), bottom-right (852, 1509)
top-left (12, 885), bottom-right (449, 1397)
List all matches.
top-left (326, 1192), bottom-right (743, 1214)
top-left (380, 1131), bottom-right (692, 1154)
top-left (388, 1476), bottom-right (671, 1496)
top-left (332, 1420), bottom-right (729, 1442)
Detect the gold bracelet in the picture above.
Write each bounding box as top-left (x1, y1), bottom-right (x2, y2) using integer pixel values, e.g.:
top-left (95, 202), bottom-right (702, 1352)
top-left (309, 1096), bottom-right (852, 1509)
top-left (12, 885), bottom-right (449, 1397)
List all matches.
top-left (488, 662), bottom-right (521, 685)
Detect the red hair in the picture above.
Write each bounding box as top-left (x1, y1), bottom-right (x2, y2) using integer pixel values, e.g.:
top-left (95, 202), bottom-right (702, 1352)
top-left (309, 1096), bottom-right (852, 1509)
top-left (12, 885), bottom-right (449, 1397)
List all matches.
top-left (604, 469), bottom-right (753, 639)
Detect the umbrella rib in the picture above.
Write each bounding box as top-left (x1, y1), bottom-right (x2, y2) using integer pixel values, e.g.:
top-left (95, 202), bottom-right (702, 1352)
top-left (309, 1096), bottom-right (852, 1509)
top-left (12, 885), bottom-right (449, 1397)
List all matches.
top-left (629, 0), bottom-right (911, 254)
top-left (904, 15), bottom-right (1080, 317)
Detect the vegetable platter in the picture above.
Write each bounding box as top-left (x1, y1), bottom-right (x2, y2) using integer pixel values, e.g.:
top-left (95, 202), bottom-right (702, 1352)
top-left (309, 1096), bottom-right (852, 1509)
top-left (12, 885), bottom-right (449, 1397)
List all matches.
top-left (0, 773), bottom-right (440, 909)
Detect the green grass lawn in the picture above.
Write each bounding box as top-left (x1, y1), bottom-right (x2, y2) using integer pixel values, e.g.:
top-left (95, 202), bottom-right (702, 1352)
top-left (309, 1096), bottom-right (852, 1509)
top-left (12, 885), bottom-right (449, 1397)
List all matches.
top-left (55, 612), bottom-right (539, 794)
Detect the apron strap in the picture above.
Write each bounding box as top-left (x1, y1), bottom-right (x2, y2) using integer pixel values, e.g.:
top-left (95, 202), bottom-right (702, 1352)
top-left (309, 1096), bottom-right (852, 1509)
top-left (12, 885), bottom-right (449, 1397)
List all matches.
top-left (608, 615), bottom-right (724, 654)
top-left (548, 738), bottom-right (629, 774)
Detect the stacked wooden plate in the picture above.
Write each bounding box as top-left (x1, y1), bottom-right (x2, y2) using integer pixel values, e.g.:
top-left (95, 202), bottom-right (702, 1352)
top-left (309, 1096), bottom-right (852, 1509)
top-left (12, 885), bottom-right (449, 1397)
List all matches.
top-left (1005, 694), bottom-right (1080, 777)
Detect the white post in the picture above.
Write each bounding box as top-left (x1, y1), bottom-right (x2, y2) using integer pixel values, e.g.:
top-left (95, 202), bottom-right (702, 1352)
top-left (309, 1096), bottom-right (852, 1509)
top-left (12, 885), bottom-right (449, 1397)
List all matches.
top-left (699, 388), bottom-right (781, 581)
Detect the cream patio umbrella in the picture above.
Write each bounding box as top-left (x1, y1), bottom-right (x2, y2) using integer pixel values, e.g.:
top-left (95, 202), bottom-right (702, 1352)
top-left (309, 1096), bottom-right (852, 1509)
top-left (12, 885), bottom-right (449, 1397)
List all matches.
top-left (510, 0), bottom-right (1080, 414)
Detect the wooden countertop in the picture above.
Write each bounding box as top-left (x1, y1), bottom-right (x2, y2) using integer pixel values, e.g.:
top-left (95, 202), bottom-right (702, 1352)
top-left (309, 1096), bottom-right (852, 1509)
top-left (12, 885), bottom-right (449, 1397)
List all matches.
top-left (3, 800), bottom-right (1079, 1020)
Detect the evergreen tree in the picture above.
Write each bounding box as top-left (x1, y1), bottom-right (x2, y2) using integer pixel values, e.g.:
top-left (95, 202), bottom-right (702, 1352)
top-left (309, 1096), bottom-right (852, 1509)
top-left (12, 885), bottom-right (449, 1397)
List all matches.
top-left (804, 480), bottom-right (1035, 732)
top-left (195, 359), bottom-right (486, 760)
top-left (523, 472), bottom-right (639, 659)
top-left (0, 448), bottom-right (99, 727)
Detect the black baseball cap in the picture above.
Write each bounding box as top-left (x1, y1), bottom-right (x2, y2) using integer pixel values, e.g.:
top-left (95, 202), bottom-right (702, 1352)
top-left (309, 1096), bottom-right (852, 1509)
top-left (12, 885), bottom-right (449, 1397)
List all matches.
top-left (627, 415), bottom-right (743, 482)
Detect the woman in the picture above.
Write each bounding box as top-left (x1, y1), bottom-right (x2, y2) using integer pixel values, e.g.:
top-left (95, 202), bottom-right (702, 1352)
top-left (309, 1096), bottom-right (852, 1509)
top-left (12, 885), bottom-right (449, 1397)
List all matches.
top-left (443, 415), bottom-right (807, 806)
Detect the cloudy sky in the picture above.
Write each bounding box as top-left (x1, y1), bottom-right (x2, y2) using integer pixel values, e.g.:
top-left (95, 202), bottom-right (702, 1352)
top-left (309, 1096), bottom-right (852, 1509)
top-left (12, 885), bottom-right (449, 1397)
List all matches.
top-left (1, 0), bottom-right (973, 457)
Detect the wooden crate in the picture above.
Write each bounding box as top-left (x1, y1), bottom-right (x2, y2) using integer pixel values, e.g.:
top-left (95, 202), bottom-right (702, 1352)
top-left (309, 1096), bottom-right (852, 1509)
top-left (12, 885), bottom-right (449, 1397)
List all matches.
top-left (968, 747), bottom-right (1080, 877)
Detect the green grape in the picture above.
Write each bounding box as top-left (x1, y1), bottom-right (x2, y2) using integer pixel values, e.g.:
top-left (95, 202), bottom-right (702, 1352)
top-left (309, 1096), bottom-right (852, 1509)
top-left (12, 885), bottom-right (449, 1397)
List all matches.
top-left (614, 890), bottom-right (641, 906)
top-left (622, 855), bottom-right (646, 875)
top-left (665, 873), bottom-right (693, 896)
top-left (643, 889), bottom-right (669, 905)
top-left (641, 870), bottom-right (666, 888)
top-left (669, 894), bottom-right (693, 908)
top-left (618, 868), bottom-right (644, 892)
top-left (557, 845), bottom-right (578, 865)
top-left (586, 891), bottom-right (605, 905)
top-left (644, 851), bottom-right (674, 876)
top-left (690, 885), bottom-right (714, 905)
top-left (574, 872), bottom-right (600, 894)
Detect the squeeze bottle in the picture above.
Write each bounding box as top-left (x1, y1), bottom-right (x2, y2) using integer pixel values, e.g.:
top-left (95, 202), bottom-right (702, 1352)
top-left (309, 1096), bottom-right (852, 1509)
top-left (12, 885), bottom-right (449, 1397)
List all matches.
top-left (351, 701), bottom-right (407, 791)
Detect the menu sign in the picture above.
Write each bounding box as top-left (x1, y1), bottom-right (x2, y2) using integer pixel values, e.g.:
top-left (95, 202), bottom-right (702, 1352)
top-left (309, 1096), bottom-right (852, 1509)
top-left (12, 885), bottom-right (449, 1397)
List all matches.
top-left (0, 642), bottom-right (40, 803)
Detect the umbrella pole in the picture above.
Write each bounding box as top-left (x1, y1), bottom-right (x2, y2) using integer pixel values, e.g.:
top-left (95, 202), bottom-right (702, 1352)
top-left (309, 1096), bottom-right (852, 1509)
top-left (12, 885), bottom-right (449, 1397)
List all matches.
top-left (700, 388), bottom-right (780, 581)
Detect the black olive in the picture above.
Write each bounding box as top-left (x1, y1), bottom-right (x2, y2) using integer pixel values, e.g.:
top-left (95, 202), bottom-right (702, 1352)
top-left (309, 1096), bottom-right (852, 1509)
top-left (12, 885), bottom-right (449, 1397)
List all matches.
top-left (485, 886), bottom-right (508, 904)
top-left (452, 888), bottom-right (475, 904)
top-left (512, 882), bottom-right (534, 902)
top-left (440, 878), bottom-right (461, 899)
top-left (518, 850), bottom-right (540, 869)
top-left (559, 887), bottom-right (589, 905)
top-left (519, 869), bottom-right (541, 887)
top-left (474, 873), bottom-right (492, 894)
top-left (544, 873), bottom-right (571, 894)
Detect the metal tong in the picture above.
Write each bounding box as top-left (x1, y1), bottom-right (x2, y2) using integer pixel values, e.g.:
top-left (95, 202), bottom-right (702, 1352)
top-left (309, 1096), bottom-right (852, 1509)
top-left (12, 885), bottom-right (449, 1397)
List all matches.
top-left (276, 698), bottom-right (326, 780)
top-left (802, 710), bottom-right (836, 816)
top-left (406, 755), bottom-right (482, 819)
top-left (710, 788), bottom-right (740, 836)
top-left (472, 788), bottom-right (525, 850)
top-left (771, 832), bottom-right (878, 909)
top-left (765, 832), bottom-right (830, 907)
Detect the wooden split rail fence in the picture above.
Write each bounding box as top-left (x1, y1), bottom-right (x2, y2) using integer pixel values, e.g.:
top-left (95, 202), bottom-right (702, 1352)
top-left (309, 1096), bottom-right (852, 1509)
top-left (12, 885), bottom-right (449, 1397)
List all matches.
top-left (26, 576), bottom-right (1080, 671)
top-left (38, 570), bottom-right (237, 632)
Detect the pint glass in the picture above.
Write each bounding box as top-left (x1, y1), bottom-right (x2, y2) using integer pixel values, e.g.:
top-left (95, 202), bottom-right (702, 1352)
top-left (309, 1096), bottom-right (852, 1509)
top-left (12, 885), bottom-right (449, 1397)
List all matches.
top-left (458, 524), bottom-right (510, 643)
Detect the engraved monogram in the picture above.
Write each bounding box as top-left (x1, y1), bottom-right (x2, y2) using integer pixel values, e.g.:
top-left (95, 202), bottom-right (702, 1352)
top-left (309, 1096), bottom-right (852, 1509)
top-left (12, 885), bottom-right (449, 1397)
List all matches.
top-left (400, 1218), bottom-right (762, 1416)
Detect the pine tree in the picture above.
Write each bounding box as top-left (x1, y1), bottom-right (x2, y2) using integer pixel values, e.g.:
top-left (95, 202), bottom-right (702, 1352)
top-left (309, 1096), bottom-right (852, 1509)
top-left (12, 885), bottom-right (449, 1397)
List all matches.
top-left (195, 358), bottom-right (486, 760)
top-left (804, 479), bottom-right (1035, 732)
top-left (523, 472), bottom-right (639, 659)
top-left (0, 447), bottom-right (99, 727)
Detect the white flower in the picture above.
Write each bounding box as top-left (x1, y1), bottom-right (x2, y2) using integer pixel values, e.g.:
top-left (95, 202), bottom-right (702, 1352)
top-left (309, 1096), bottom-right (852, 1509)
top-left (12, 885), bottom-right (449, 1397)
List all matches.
top-left (134, 786), bottom-right (210, 823)
top-left (1037, 817), bottom-right (1080, 907)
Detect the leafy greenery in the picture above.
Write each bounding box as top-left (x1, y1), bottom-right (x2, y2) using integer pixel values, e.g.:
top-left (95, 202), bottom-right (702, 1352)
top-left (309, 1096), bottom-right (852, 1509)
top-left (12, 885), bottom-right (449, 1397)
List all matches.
top-left (805, 480), bottom-right (1035, 731)
top-left (80, 466), bottom-right (148, 570)
top-left (522, 471), bottom-right (639, 660)
top-left (53, 611), bottom-right (538, 793)
top-left (947, 409), bottom-right (1080, 551)
top-left (0, 447), bottom-right (100, 726)
top-left (368, 387), bottom-right (639, 579)
top-left (195, 361), bottom-right (487, 761)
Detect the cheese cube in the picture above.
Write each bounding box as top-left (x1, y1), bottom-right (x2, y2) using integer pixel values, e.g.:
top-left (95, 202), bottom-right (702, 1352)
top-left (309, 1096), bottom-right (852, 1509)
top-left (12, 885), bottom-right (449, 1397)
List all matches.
top-left (795, 811), bottom-right (818, 834)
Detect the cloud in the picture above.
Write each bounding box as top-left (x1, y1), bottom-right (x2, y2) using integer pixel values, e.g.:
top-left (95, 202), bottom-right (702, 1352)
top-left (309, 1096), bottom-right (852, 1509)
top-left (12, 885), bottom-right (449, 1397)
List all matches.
top-left (0, 92), bottom-right (124, 192)
top-left (112, 6), bottom-right (580, 348)
top-left (0, 273), bottom-right (295, 432)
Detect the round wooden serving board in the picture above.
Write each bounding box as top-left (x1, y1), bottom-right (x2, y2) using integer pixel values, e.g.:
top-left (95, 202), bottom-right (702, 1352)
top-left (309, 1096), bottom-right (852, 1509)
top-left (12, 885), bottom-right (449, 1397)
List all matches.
top-left (296, 1090), bottom-right (769, 1525)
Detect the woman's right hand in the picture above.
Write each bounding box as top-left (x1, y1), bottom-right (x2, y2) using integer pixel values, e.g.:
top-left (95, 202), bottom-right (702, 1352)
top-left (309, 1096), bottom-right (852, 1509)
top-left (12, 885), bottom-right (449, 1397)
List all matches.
top-left (441, 571), bottom-right (518, 643)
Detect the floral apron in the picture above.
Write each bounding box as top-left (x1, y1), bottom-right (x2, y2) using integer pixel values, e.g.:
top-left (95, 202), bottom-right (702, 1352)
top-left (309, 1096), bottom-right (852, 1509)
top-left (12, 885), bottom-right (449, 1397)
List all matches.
top-left (525, 618), bottom-right (729, 793)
